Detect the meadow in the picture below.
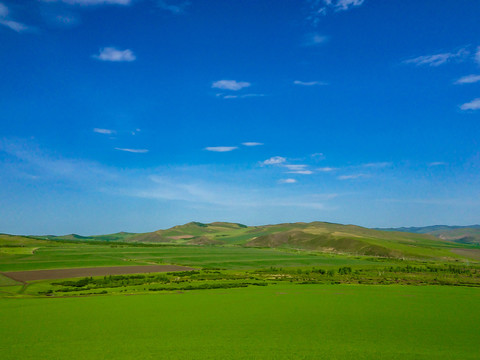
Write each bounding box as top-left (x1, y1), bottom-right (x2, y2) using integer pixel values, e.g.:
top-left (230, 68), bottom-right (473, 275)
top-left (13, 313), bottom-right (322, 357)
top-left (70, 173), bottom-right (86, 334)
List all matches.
top-left (1, 284), bottom-right (480, 359)
top-left (1, 232), bottom-right (480, 359)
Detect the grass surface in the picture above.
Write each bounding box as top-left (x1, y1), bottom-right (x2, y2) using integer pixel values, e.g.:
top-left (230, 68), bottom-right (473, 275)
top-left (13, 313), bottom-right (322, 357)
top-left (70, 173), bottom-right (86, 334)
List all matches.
top-left (1, 284), bottom-right (479, 359)
top-left (0, 244), bottom-right (379, 272)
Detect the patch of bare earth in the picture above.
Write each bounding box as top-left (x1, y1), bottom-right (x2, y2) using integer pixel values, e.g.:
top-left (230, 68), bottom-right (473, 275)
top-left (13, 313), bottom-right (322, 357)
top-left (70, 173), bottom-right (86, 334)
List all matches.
top-left (451, 248), bottom-right (480, 260)
top-left (1, 265), bottom-right (195, 282)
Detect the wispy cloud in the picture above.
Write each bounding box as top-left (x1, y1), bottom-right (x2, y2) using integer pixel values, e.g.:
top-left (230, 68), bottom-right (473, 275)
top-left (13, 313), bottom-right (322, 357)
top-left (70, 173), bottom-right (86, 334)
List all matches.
top-left (219, 93), bottom-right (265, 99)
top-left (403, 48), bottom-right (469, 67)
top-left (317, 167), bottom-right (336, 172)
top-left (115, 148), bottom-right (149, 153)
top-left (212, 80), bottom-right (251, 91)
top-left (205, 146), bottom-right (238, 152)
top-left (263, 156), bottom-right (286, 165)
top-left (48, 0), bottom-right (132, 5)
top-left (288, 170), bottom-right (313, 175)
top-left (279, 178), bottom-right (297, 184)
top-left (93, 47), bottom-right (136, 62)
top-left (303, 33), bottom-right (329, 46)
top-left (0, 2), bottom-right (31, 33)
top-left (242, 142), bottom-right (263, 146)
top-left (157, 0), bottom-right (190, 14)
top-left (361, 162), bottom-right (392, 168)
top-left (460, 98), bottom-right (480, 111)
top-left (338, 173), bottom-right (367, 180)
top-left (476, 46), bottom-right (480, 65)
top-left (294, 80), bottom-right (328, 86)
top-left (429, 162), bottom-right (446, 167)
top-left (307, 0), bottom-right (365, 26)
top-left (455, 74), bottom-right (480, 85)
top-left (284, 164), bottom-right (307, 171)
top-left (93, 128), bottom-right (115, 134)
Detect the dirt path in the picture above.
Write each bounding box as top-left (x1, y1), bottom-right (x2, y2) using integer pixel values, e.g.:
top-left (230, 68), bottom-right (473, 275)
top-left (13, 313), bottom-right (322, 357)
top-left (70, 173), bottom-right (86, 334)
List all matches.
top-left (1, 265), bottom-right (196, 282)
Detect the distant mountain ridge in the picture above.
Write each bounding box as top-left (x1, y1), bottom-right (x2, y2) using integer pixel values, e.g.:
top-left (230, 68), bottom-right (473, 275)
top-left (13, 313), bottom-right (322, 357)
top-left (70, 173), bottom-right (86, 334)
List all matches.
top-left (0, 221), bottom-right (472, 261)
top-left (3, 221), bottom-right (480, 261)
top-left (378, 225), bottom-right (480, 245)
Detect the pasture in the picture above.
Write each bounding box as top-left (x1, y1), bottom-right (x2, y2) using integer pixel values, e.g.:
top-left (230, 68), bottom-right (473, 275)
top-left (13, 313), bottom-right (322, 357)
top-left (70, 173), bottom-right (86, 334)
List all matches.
top-left (1, 284), bottom-right (479, 359)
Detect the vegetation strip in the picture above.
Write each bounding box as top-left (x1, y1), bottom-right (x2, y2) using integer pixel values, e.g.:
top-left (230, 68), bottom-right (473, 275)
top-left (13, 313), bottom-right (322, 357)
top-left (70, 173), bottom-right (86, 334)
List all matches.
top-left (1, 265), bottom-right (196, 282)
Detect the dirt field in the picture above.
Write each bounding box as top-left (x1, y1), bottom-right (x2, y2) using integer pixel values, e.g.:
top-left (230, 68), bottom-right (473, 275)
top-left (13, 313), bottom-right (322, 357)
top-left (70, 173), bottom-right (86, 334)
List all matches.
top-left (1, 265), bottom-right (196, 282)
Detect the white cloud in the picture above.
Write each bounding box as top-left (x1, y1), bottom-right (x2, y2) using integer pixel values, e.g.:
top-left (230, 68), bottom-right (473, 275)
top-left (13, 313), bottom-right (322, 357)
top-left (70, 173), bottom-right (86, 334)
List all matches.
top-left (455, 74), bottom-right (480, 85)
top-left (403, 48), bottom-right (469, 67)
top-left (303, 33), bottom-right (329, 46)
top-left (288, 170), bottom-right (313, 175)
top-left (219, 93), bottom-right (265, 99)
top-left (49, 0), bottom-right (131, 5)
top-left (294, 80), bottom-right (328, 86)
top-left (0, 3), bottom-right (30, 33)
top-left (362, 162), bottom-right (392, 168)
top-left (460, 98), bottom-right (480, 111)
top-left (338, 174), bottom-right (367, 180)
top-left (279, 178), bottom-right (297, 184)
top-left (242, 142), bottom-right (263, 146)
top-left (263, 156), bottom-right (286, 165)
top-left (205, 146), bottom-right (238, 152)
top-left (93, 47), bottom-right (136, 62)
top-left (284, 164), bottom-right (307, 171)
top-left (334, 0), bottom-right (365, 11)
top-left (212, 80), bottom-right (251, 91)
top-left (157, 1), bottom-right (190, 14)
top-left (476, 46), bottom-right (480, 65)
top-left (93, 128), bottom-right (115, 134)
top-left (115, 148), bottom-right (149, 153)
top-left (307, 0), bottom-right (364, 26)
top-left (317, 167), bottom-right (335, 172)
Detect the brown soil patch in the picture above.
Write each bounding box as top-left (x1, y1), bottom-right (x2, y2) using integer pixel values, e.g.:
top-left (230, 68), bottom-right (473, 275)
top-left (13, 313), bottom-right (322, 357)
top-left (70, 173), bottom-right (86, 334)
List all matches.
top-left (451, 248), bottom-right (480, 260)
top-left (1, 265), bottom-right (196, 282)
top-left (168, 235), bottom-right (194, 240)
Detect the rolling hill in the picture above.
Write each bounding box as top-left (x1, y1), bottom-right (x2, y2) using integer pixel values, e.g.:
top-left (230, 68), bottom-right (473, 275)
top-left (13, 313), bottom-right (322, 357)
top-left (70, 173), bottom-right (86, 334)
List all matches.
top-left (8, 221), bottom-right (477, 261)
top-left (379, 225), bottom-right (480, 245)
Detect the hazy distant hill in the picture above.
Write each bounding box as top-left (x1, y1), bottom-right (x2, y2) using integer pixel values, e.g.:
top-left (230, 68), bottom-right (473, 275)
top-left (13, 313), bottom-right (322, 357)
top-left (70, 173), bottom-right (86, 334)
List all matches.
top-left (379, 225), bottom-right (480, 245)
top-left (16, 221), bottom-right (478, 261)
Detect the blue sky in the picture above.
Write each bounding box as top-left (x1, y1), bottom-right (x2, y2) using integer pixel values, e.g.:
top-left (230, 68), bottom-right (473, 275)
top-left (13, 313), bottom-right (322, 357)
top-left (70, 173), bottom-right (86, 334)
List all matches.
top-left (1, 0), bottom-right (479, 235)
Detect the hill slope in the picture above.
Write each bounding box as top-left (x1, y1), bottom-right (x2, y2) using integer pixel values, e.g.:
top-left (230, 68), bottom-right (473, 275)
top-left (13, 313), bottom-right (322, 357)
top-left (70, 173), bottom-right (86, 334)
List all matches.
top-left (11, 221), bottom-right (478, 261)
top-left (379, 225), bottom-right (480, 245)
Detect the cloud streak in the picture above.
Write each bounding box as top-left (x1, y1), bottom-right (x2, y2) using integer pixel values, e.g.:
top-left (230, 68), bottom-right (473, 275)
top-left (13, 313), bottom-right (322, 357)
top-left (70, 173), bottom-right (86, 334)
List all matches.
top-left (157, 1), bottom-right (190, 14)
top-left (460, 98), bottom-right (480, 111)
top-left (205, 146), bottom-right (238, 152)
top-left (212, 80), bottom-right (251, 91)
top-left (294, 80), bottom-right (328, 86)
top-left (93, 128), bottom-right (115, 134)
top-left (403, 48), bottom-right (468, 67)
top-left (455, 74), bottom-right (480, 85)
top-left (115, 148), bottom-right (149, 153)
top-left (279, 178), bottom-right (297, 184)
top-left (93, 47), bottom-right (136, 62)
top-left (242, 142), bottom-right (263, 146)
top-left (0, 3), bottom-right (31, 33)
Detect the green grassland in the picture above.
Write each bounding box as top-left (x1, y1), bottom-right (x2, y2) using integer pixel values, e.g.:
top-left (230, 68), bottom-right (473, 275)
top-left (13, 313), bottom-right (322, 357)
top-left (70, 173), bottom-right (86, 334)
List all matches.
top-left (1, 284), bottom-right (479, 359)
top-left (0, 242), bottom-right (380, 272)
top-left (27, 221), bottom-right (480, 261)
top-left (2, 224), bottom-right (480, 359)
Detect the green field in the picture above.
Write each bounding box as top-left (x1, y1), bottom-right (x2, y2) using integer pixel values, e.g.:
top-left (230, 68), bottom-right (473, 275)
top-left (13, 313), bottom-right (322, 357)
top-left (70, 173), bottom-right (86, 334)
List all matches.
top-left (0, 243), bottom-right (380, 272)
top-left (1, 227), bottom-right (480, 359)
top-left (1, 284), bottom-right (479, 359)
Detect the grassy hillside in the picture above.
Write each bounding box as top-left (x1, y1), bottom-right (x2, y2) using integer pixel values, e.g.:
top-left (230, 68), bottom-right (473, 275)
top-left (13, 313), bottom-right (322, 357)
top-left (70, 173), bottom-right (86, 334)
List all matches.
top-left (11, 221), bottom-right (475, 261)
top-left (380, 225), bottom-right (480, 245)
